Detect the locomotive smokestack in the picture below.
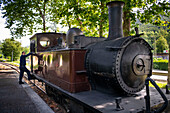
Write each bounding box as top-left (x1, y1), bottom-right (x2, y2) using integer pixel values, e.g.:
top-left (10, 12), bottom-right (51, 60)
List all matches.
top-left (106, 1), bottom-right (124, 40)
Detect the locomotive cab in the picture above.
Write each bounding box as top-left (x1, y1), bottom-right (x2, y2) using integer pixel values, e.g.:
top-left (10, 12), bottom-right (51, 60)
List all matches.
top-left (30, 32), bottom-right (66, 52)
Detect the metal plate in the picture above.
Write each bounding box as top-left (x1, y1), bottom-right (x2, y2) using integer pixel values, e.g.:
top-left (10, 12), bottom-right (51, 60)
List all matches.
top-left (133, 55), bottom-right (151, 76)
top-left (116, 38), bottom-right (152, 94)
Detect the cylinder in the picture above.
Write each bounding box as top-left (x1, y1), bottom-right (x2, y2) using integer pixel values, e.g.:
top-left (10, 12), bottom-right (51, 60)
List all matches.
top-left (106, 1), bottom-right (124, 40)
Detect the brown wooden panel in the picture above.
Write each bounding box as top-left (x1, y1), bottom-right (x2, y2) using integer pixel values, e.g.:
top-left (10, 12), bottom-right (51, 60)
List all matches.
top-left (33, 49), bottom-right (90, 93)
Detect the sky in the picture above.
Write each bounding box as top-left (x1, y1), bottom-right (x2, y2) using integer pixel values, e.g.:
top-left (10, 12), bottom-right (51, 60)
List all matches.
top-left (0, 12), bottom-right (30, 47)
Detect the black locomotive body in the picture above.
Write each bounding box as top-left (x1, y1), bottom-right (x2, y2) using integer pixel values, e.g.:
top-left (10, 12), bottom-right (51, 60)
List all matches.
top-left (30, 1), bottom-right (170, 113)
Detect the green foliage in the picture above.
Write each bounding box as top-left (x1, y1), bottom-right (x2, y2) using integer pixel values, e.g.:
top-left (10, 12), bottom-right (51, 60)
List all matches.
top-left (49, 0), bottom-right (170, 37)
top-left (155, 36), bottom-right (169, 53)
top-left (0, 0), bottom-right (48, 38)
top-left (149, 81), bottom-right (169, 89)
top-left (153, 58), bottom-right (168, 71)
top-left (4, 61), bottom-right (19, 67)
top-left (0, 58), bottom-right (10, 62)
top-left (21, 46), bottom-right (30, 55)
top-left (139, 24), bottom-right (169, 54)
top-left (138, 1), bottom-right (170, 27)
top-left (49, 0), bottom-right (110, 37)
top-left (1, 38), bottom-right (22, 61)
top-left (164, 30), bottom-right (170, 45)
top-left (0, 0), bottom-right (169, 38)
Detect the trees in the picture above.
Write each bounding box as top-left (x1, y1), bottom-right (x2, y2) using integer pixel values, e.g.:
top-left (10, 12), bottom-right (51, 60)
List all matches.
top-left (49, 0), bottom-right (169, 37)
top-left (139, 24), bottom-right (169, 53)
top-left (168, 51), bottom-right (170, 84)
top-left (0, 41), bottom-right (3, 58)
top-left (1, 38), bottom-right (22, 61)
top-left (139, 24), bottom-right (170, 53)
top-left (155, 36), bottom-right (169, 53)
top-left (21, 46), bottom-right (30, 54)
top-left (0, 0), bottom-right (49, 38)
top-left (48, 0), bottom-right (109, 37)
top-left (0, 0), bottom-right (169, 38)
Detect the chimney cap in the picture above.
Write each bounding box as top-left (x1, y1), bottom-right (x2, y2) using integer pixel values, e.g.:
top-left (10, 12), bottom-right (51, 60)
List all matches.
top-left (106, 1), bottom-right (125, 7)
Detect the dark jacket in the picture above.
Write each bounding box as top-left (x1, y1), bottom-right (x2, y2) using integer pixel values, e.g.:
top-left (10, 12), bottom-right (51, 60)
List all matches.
top-left (20, 53), bottom-right (32, 67)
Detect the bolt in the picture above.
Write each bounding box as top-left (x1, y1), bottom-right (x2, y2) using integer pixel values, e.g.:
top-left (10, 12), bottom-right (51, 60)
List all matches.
top-left (115, 97), bottom-right (124, 111)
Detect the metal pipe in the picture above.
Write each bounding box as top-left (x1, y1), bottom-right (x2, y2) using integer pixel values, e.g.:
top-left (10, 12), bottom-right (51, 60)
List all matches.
top-left (106, 1), bottom-right (124, 40)
top-left (145, 77), bottom-right (168, 113)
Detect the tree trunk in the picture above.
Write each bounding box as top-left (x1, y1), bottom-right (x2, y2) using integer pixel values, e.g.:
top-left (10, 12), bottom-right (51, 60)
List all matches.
top-left (66, 15), bottom-right (71, 29)
top-left (36, 0), bottom-right (46, 32)
top-left (168, 47), bottom-right (170, 84)
top-left (43, 17), bottom-right (45, 32)
top-left (75, 0), bottom-right (83, 31)
top-left (99, 1), bottom-right (104, 37)
top-left (67, 21), bottom-right (71, 29)
top-left (43, 0), bottom-right (46, 32)
top-left (123, 11), bottom-right (131, 37)
top-left (76, 17), bottom-right (83, 30)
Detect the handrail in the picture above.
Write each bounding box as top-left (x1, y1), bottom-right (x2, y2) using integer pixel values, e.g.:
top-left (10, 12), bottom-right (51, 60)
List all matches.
top-left (145, 77), bottom-right (168, 113)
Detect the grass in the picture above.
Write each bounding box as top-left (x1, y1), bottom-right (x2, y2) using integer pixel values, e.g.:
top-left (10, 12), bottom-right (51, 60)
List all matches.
top-left (5, 61), bottom-right (26, 66)
top-left (149, 81), bottom-right (170, 90)
top-left (0, 58), bottom-right (10, 62)
top-left (4, 61), bottom-right (30, 69)
top-left (5, 61), bottom-right (20, 67)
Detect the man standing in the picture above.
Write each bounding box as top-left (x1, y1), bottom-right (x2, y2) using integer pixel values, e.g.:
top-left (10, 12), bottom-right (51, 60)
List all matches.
top-left (19, 51), bottom-right (32, 84)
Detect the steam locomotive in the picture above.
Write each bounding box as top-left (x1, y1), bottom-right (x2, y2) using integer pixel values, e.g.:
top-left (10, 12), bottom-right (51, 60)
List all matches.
top-left (30, 1), bottom-right (170, 113)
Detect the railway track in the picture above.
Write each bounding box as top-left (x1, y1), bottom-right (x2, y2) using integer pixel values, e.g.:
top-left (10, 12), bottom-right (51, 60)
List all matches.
top-left (0, 62), bottom-right (65, 113)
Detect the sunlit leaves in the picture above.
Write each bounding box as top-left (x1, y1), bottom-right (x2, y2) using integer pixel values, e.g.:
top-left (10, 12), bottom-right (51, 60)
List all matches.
top-left (0, 0), bottom-right (169, 38)
top-left (1, 0), bottom-right (48, 38)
